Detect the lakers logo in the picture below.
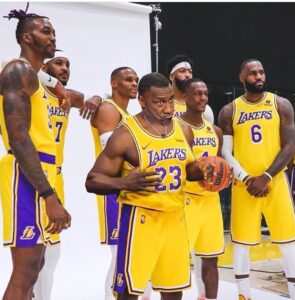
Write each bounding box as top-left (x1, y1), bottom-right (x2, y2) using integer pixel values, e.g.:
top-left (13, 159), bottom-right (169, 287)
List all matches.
top-left (116, 273), bottom-right (124, 287)
top-left (20, 226), bottom-right (36, 240)
top-left (206, 126), bottom-right (211, 132)
top-left (140, 215), bottom-right (146, 224)
top-left (111, 229), bottom-right (118, 240)
top-left (185, 198), bottom-right (190, 205)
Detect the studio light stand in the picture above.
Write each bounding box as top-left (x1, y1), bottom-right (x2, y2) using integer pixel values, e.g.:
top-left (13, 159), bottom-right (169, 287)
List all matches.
top-left (150, 4), bottom-right (162, 72)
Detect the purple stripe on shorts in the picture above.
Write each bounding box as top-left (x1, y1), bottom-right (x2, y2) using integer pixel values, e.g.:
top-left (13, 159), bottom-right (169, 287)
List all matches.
top-left (16, 168), bottom-right (40, 246)
top-left (291, 165), bottom-right (295, 196)
top-left (113, 204), bottom-right (133, 294)
top-left (8, 150), bottom-right (55, 165)
top-left (105, 194), bottom-right (119, 245)
top-left (37, 151), bottom-right (55, 165)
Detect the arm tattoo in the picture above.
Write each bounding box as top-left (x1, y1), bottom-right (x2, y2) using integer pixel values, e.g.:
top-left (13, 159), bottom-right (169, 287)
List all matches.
top-left (218, 103), bottom-right (233, 135)
top-left (267, 97), bottom-right (295, 176)
top-left (3, 61), bottom-right (52, 193)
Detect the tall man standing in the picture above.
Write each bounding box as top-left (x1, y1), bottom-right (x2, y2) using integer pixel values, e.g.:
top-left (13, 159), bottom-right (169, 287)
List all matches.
top-left (219, 59), bottom-right (295, 300)
top-left (0, 8), bottom-right (71, 300)
top-left (179, 78), bottom-right (225, 300)
top-left (86, 72), bottom-right (209, 300)
top-left (90, 66), bottom-right (138, 300)
top-left (33, 50), bottom-right (101, 300)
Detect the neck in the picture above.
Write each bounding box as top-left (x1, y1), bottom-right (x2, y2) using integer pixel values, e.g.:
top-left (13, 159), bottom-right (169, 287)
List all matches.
top-left (20, 48), bottom-right (43, 72)
top-left (140, 111), bottom-right (172, 137)
top-left (173, 86), bottom-right (186, 103)
top-left (111, 93), bottom-right (130, 112)
top-left (181, 110), bottom-right (203, 127)
top-left (244, 91), bottom-right (265, 103)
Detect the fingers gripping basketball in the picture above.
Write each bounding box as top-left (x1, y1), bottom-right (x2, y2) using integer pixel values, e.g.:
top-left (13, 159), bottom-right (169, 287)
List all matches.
top-left (198, 156), bottom-right (232, 192)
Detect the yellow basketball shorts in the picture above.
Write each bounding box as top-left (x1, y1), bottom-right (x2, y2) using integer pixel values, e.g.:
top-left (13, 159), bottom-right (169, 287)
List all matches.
top-left (0, 152), bottom-right (56, 247)
top-left (231, 171), bottom-right (295, 245)
top-left (96, 194), bottom-right (119, 245)
top-left (48, 169), bottom-right (64, 245)
top-left (113, 204), bottom-right (191, 296)
top-left (184, 192), bottom-right (224, 257)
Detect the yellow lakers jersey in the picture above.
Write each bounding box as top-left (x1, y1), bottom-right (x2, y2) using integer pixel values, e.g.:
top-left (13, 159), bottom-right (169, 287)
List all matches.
top-left (45, 87), bottom-right (69, 167)
top-left (91, 99), bottom-right (129, 157)
top-left (0, 59), bottom-right (55, 156)
top-left (179, 118), bottom-right (219, 195)
top-left (232, 92), bottom-right (281, 176)
top-left (118, 116), bottom-right (195, 211)
top-left (174, 99), bottom-right (186, 117)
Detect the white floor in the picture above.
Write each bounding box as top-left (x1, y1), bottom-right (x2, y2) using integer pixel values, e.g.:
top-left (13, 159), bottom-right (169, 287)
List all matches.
top-left (0, 230), bottom-right (288, 300)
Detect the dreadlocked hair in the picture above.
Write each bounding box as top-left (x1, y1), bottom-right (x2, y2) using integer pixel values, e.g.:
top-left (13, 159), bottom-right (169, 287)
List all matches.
top-left (3, 3), bottom-right (48, 44)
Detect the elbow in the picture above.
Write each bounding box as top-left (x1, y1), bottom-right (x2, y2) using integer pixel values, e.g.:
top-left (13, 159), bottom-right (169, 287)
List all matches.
top-left (85, 172), bottom-right (99, 194)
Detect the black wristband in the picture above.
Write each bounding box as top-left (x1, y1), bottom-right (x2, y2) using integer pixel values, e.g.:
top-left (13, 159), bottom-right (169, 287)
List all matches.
top-left (242, 175), bottom-right (250, 183)
top-left (39, 187), bottom-right (55, 198)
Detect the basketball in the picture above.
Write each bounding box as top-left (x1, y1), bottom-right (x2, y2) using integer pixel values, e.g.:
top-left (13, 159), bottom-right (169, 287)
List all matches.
top-left (198, 156), bottom-right (232, 192)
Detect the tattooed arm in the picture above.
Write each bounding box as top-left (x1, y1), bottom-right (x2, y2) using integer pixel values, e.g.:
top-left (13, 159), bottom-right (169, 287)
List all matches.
top-left (266, 97), bottom-right (295, 176)
top-left (0, 60), bottom-right (71, 233)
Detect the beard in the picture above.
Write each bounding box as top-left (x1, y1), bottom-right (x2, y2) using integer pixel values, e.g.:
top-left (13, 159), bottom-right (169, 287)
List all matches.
top-left (244, 80), bottom-right (266, 94)
top-left (174, 77), bottom-right (188, 92)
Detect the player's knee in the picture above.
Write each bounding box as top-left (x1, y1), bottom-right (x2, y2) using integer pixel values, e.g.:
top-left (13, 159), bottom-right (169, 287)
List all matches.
top-left (160, 291), bottom-right (182, 300)
top-left (14, 257), bottom-right (43, 286)
top-left (202, 257), bottom-right (218, 271)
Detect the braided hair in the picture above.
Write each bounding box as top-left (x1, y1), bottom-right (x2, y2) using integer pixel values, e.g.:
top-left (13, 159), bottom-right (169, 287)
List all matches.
top-left (3, 3), bottom-right (48, 44)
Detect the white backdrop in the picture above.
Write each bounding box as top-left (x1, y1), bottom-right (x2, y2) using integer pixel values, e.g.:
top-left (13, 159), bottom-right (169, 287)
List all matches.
top-left (0, 2), bottom-right (151, 299)
top-left (0, 2), bottom-right (287, 300)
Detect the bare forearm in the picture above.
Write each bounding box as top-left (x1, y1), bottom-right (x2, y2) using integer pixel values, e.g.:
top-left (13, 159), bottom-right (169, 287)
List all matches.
top-left (85, 172), bottom-right (123, 195)
top-left (267, 144), bottom-right (295, 176)
top-left (10, 137), bottom-right (52, 193)
top-left (67, 89), bottom-right (84, 108)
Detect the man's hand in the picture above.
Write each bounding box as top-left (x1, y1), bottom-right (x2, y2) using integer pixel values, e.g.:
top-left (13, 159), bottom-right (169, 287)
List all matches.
top-left (120, 168), bottom-right (162, 192)
top-left (54, 81), bottom-right (71, 111)
top-left (79, 95), bottom-right (102, 120)
top-left (245, 174), bottom-right (271, 197)
top-left (44, 193), bottom-right (72, 233)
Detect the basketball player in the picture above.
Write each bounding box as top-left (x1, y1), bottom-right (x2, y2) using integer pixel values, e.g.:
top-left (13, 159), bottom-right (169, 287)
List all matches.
top-left (178, 78), bottom-right (224, 300)
top-left (86, 72), bottom-right (211, 300)
top-left (218, 59), bottom-right (295, 300)
top-left (33, 50), bottom-right (101, 300)
top-left (138, 54), bottom-right (216, 300)
top-left (90, 67), bottom-right (138, 300)
top-left (0, 8), bottom-right (71, 300)
top-left (167, 54), bottom-right (214, 123)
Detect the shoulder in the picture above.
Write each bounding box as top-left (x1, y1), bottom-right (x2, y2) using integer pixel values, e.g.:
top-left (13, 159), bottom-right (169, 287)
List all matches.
top-left (105, 124), bottom-right (133, 152)
top-left (180, 122), bottom-right (194, 145)
top-left (0, 59), bottom-right (38, 94)
top-left (276, 96), bottom-right (294, 118)
top-left (90, 100), bottom-right (121, 128)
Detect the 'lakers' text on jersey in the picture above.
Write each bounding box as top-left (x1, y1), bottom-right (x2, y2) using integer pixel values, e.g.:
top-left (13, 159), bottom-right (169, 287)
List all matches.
top-left (173, 100), bottom-right (186, 117)
top-left (45, 86), bottom-right (69, 168)
top-left (179, 118), bottom-right (219, 196)
top-left (118, 117), bottom-right (194, 211)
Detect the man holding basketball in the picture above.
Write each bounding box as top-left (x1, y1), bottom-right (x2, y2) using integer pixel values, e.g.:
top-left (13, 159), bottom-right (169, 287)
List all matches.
top-left (178, 78), bottom-right (224, 300)
top-left (85, 72), bottom-right (210, 300)
top-left (218, 59), bottom-right (295, 300)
